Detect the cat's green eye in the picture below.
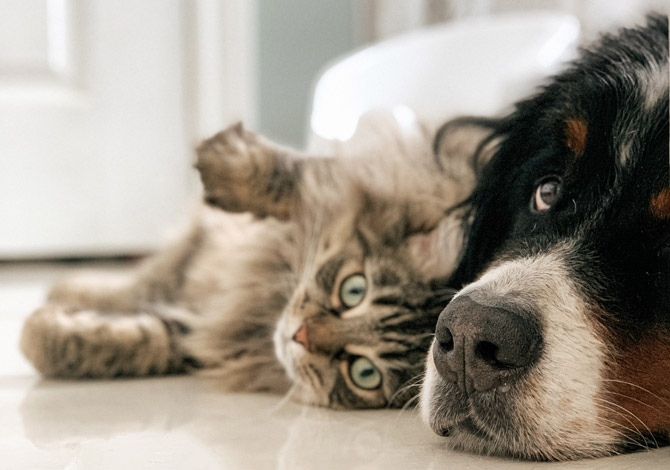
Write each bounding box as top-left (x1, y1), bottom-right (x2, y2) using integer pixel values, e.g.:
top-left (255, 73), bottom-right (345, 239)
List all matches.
top-left (349, 356), bottom-right (382, 390)
top-left (339, 273), bottom-right (367, 309)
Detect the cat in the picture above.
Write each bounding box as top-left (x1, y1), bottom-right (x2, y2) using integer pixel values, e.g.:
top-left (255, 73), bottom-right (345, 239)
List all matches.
top-left (20, 113), bottom-right (493, 409)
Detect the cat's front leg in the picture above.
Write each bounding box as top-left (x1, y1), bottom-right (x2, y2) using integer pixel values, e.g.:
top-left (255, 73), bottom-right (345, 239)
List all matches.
top-left (20, 303), bottom-right (196, 378)
top-left (196, 123), bottom-right (305, 220)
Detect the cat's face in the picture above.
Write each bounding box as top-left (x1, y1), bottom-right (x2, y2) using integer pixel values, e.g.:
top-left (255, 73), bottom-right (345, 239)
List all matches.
top-left (273, 204), bottom-right (456, 409)
top-left (195, 120), bottom-right (488, 408)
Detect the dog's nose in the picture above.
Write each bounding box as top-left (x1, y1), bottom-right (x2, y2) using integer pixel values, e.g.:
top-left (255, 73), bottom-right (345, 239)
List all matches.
top-left (432, 296), bottom-right (542, 394)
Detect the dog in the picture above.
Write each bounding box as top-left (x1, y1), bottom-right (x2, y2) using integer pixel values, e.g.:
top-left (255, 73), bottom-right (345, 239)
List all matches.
top-left (421, 14), bottom-right (669, 460)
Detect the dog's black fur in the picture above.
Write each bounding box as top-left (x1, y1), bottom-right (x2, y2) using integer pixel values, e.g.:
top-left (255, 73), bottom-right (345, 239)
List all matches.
top-left (422, 14), bottom-right (669, 460)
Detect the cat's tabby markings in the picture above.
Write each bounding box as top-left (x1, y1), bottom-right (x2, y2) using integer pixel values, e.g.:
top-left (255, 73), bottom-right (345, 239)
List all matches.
top-left (21, 115), bottom-right (493, 409)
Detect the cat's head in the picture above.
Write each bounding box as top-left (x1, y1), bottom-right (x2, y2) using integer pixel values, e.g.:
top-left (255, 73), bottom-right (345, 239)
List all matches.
top-left (271, 123), bottom-right (497, 408)
top-left (196, 115), bottom-right (495, 408)
top-left (273, 171), bottom-right (462, 408)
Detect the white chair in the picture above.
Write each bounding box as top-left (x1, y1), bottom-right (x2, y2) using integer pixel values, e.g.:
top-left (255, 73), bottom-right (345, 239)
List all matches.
top-left (307, 12), bottom-right (580, 153)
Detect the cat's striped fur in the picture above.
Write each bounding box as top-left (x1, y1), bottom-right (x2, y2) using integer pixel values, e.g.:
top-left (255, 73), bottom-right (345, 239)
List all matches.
top-left (21, 114), bottom-right (492, 408)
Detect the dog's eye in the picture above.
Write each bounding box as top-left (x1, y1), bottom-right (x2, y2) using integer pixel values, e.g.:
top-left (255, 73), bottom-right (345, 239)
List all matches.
top-left (532, 177), bottom-right (562, 212)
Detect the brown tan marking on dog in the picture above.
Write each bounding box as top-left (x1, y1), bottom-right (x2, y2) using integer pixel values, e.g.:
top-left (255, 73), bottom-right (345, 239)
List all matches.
top-left (650, 187), bottom-right (670, 219)
top-left (564, 118), bottom-right (588, 157)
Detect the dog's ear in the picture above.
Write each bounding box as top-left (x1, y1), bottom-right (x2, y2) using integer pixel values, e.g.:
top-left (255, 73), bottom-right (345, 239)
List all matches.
top-left (432, 117), bottom-right (500, 190)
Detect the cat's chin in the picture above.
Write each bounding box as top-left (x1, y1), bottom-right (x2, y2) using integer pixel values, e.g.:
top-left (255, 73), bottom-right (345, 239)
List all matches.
top-left (272, 314), bottom-right (336, 407)
top-left (272, 315), bottom-right (295, 380)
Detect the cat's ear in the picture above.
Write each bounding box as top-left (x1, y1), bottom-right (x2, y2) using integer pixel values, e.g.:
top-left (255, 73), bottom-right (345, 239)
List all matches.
top-left (359, 194), bottom-right (448, 247)
top-left (432, 117), bottom-right (500, 190)
top-left (403, 215), bottom-right (465, 280)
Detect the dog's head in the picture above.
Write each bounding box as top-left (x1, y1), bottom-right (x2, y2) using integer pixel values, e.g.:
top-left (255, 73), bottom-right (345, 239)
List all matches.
top-left (421, 14), bottom-right (670, 460)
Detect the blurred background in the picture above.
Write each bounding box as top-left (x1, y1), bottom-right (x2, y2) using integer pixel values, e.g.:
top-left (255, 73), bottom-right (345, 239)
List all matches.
top-left (0, 0), bottom-right (666, 259)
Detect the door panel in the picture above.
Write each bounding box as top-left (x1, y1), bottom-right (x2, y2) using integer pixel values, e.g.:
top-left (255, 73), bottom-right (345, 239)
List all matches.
top-left (0, 0), bottom-right (221, 258)
top-left (0, 0), bottom-right (49, 73)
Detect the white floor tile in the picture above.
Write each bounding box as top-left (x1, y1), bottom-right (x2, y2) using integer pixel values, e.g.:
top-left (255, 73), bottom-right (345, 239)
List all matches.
top-left (1, 262), bottom-right (668, 469)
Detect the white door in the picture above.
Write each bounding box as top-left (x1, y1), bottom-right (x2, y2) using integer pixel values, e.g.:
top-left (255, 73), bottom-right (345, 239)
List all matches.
top-left (0, 0), bottom-right (256, 258)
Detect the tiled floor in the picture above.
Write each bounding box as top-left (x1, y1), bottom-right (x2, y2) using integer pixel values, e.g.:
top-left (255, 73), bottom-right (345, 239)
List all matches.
top-left (1, 262), bottom-right (668, 469)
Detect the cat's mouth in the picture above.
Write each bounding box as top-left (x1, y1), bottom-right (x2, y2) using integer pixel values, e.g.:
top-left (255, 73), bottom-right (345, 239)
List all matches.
top-left (272, 315), bottom-right (324, 390)
top-left (272, 315), bottom-right (296, 378)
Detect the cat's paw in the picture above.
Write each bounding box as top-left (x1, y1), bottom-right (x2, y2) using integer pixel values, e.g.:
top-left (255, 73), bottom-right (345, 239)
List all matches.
top-left (20, 304), bottom-right (98, 377)
top-left (196, 123), bottom-right (271, 213)
top-left (20, 304), bottom-right (174, 378)
top-left (196, 123), bottom-right (297, 219)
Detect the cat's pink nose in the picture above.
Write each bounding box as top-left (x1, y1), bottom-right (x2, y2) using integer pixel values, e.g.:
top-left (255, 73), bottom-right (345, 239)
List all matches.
top-left (292, 324), bottom-right (309, 350)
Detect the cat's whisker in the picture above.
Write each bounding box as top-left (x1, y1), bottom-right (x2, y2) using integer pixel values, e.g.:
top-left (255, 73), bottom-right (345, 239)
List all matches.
top-left (266, 382), bottom-right (301, 414)
top-left (399, 392), bottom-right (422, 412)
top-left (390, 372), bottom-right (426, 411)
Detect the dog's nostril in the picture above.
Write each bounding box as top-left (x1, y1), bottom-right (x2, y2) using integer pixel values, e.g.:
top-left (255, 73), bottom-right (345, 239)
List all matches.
top-left (436, 425), bottom-right (452, 437)
top-left (440, 338), bottom-right (454, 352)
top-left (436, 328), bottom-right (454, 352)
top-left (475, 341), bottom-right (500, 367)
top-left (432, 325), bottom-right (458, 383)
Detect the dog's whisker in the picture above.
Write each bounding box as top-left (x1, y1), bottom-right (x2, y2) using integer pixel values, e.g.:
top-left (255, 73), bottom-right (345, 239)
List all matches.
top-left (594, 398), bottom-right (659, 449)
top-left (593, 405), bottom-right (652, 450)
top-left (602, 379), bottom-right (670, 407)
top-left (604, 389), bottom-right (666, 416)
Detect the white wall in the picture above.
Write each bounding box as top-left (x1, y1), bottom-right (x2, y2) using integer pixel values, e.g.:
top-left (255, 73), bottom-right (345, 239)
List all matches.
top-left (256, 0), bottom-right (361, 148)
